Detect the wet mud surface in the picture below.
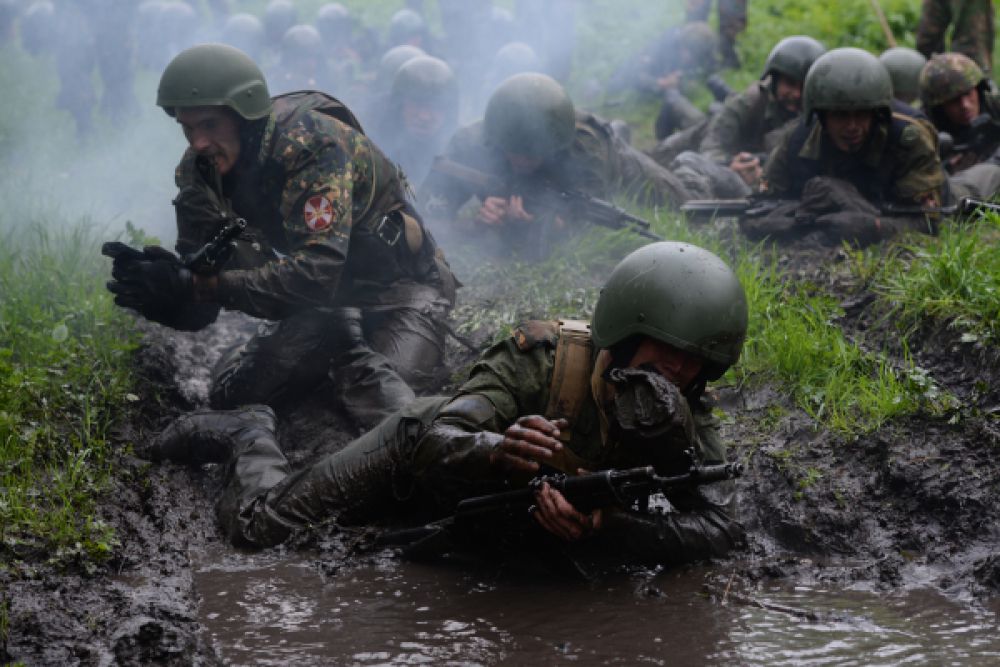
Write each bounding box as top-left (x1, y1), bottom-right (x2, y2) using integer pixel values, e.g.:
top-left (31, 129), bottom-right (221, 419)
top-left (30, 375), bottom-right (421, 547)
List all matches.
top-left (3, 245), bottom-right (999, 665)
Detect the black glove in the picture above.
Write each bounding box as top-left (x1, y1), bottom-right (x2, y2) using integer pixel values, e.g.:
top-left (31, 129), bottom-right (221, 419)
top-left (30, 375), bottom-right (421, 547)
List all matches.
top-left (102, 243), bottom-right (194, 323)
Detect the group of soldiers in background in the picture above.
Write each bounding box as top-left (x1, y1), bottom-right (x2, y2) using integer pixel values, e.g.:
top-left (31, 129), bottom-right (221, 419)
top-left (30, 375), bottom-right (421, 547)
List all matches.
top-left (19, 0), bottom-right (1000, 566)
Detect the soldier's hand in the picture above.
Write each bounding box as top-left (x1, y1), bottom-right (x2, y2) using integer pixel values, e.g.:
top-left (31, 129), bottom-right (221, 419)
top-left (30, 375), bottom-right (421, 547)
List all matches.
top-left (478, 196), bottom-right (510, 225)
top-left (532, 482), bottom-right (602, 541)
top-left (490, 415), bottom-right (568, 474)
top-left (729, 152), bottom-right (762, 186)
top-left (507, 195), bottom-right (535, 222)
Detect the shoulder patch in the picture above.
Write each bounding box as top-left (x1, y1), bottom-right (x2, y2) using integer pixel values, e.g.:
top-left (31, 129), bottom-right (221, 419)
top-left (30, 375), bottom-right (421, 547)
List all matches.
top-left (899, 124), bottom-right (919, 148)
top-left (513, 320), bottom-right (560, 351)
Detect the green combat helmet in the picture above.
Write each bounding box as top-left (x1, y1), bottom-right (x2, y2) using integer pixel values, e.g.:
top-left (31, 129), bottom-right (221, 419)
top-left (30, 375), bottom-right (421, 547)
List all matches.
top-left (484, 72), bottom-right (576, 158)
top-left (157, 43), bottom-right (272, 120)
top-left (762, 35), bottom-right (827, 83)
top-left (388, 8), bottom-right (426, 47)
top-left (879, 47), bottom-right (927, 103)
top-left (391, 55), bottom-right (458, 108)
top-left (591, 242), bottom-right (748, 380)
top-left (919, 52), bottom-right (986, 109)
top-left (280, 24), bottom-right (323, 64)
top-left (802, 47), bottom-right (892, 119)
top-left (377, 44), bottom-right (426, 90)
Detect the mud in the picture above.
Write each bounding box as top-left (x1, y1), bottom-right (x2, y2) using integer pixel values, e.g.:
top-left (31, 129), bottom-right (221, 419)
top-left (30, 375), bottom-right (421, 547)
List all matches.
top-left (3, 241), bottom-right (999, 665)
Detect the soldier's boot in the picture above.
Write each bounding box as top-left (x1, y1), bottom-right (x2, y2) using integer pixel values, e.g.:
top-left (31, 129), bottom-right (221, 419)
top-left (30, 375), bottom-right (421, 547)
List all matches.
top-left (139, 405), bottom-right (277, 465)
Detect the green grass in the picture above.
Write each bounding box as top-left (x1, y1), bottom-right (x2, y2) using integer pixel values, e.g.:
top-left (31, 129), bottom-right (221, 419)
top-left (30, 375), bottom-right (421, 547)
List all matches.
top-left (858, 214), bottom-right (1000, 344)
top-left (0, 221), bottom-right (137, 571)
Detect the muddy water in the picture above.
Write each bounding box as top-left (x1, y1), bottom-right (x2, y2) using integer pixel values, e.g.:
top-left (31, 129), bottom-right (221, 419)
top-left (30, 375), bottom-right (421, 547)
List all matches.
top-left (193, 549), bottom-right (1000, 666)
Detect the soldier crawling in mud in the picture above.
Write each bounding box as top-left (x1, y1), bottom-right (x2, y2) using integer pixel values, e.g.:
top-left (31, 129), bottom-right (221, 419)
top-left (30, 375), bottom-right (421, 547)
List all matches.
top-left (919, 53), bottom-right (1000, 200)
top-left (652, 36), bottom-right (826, 199)
top-left (143, 242), bottom-right (747, 570)
top-left (418, 73), bottom-right (690, 256)
top-left (745, 48), bottom-right (947, 247)
top-left (103, 44), bottom-right (456, 428)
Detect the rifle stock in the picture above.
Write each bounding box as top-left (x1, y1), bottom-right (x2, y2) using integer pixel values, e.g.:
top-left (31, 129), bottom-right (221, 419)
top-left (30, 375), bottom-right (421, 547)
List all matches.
top-left (182, 217), bottom-right (247, 272)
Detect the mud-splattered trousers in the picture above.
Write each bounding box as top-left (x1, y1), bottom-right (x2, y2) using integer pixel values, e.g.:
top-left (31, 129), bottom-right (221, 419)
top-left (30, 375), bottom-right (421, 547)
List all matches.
top-left (213, 323), bottom-right (744, 569)
top-left (173, 92), bottom-right (456, 427)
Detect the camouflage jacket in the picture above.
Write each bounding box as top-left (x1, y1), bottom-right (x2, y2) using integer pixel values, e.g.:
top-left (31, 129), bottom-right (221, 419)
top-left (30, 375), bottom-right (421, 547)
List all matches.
top-left (763, 113), bottom-right (945, 205)
top-left (173, 91), bottom-right (454, 321)
top-left (417, 110), bottom-right (689, 229)
top-left (934, 86), bottom-right (1000, 172)
top-left (699, 78), bottom-right (797, 164)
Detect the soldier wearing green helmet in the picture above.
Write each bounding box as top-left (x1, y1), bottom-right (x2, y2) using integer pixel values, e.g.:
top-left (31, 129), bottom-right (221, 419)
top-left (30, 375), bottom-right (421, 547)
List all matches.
top-left (698, 35), bottom-right (827, 189)
top-left (369, 55), bottom-right (460, 186)
top-left (103, 43), bottom-right (457, 428)
top-left (754, 47), bottom-right (947, 245)
top-left (880, 47), bottom-right (928, 106)
top-left (142, 241), bottom-right (747, 569)
top-left (418, 72), bottom-right (690, 255)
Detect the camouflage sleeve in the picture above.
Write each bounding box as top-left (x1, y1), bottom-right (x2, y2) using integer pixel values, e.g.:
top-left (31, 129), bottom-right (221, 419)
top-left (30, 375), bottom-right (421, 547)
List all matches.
top-left (890, 120), bottom-right (946, 204)
top-left (916, 0), bottom-right (950, 58)
top-left (699, 84), bottom-right (762, 164)
top-left (217, 117), bottom-right (367, 319)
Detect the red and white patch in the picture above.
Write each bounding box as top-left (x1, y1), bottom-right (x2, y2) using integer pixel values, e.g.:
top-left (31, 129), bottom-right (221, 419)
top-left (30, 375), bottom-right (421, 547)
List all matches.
top-left (303, 195), bottom-right (334, 232)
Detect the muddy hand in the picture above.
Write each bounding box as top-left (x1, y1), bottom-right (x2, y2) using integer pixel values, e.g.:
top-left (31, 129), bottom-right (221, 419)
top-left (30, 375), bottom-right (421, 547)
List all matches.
top-left (532, 481), bottom-right (602, 541)
top-left (490, 415), bottom-right (568, 474)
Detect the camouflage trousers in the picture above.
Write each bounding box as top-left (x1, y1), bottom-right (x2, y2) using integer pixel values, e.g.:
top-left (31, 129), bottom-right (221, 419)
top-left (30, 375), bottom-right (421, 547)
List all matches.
top-left (210, 298), bottom-right (449, 428)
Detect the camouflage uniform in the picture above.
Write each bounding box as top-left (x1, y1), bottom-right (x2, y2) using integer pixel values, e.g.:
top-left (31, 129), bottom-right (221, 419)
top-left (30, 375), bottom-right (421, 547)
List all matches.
top-left (920, 52), bottom-right (1000, 198)
top-left (174, 92), bottom-right (456, 427)
top-left (754, 113), bottom-right (945, 245)
top-left (700, 78), bottom-right (798, 165)
top-left (916, 0), bottom-right (995, 77)
top-left (418, 111), bottom-right (690, 252)
top-left (211, 320), bottom-right (743, 568)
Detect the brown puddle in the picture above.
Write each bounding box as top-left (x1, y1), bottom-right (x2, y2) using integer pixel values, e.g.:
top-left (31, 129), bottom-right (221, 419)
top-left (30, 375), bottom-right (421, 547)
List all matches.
top-left (193, 547), bottom-right (1000, 666)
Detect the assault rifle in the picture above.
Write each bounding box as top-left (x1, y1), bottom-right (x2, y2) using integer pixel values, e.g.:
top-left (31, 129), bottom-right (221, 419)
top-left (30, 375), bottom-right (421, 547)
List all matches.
top-left (182, 216), bottom-right (247, 272)
top-left (430, 156), bottom-right (663, 241)
top-left (377, 459), bottom-right (742, 559)
top-left (681, 195), bottom-right (1000, 221)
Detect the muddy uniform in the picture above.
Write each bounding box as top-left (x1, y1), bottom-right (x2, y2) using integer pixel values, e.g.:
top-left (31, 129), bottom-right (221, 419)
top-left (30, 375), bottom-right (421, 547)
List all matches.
top-left (916, 0), bottom-right (995, 77)
top-left (755, 113), bottom-right (945, 244)
top-left (418, 111), bottom-right (690, 249)
top-left (214, 320), bottom-right (743, 568)
top-left (175, 92), bottom-right (455, 426)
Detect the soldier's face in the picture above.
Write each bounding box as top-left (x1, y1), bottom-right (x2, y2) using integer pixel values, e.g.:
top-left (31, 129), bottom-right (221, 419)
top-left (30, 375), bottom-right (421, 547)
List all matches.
top-left (627, 338), bottom-right (703, 393)
top-left (175, 106), bottom-right (242, 175)
top-left (774, 74), bottom-right (803, 115)
top-left (942, 87), bottom-right (980, 127)
top-left (822, 109), bottom-right (874, 153)
top-left (402, 99), bottom-right (446, 138)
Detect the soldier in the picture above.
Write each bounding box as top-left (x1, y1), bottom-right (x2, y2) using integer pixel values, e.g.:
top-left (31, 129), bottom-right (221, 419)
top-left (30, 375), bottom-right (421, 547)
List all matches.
top-left (144, 242), bottom-right (748, 570)
top-left (608, 21), bottom-right (720, 140)
top-left (686, 0), bottom-right (747, 69)
top-left (315, 2), bottom-right (364, 100)
top-left (697, 36), bottom-right (827, 189)
top-left (880, 47), bottom-right (928, 106)
top-left (418, 73), bottom-right (690, 255)
top-left (919, 52), bottom-right (1000, 198)
top-left (916, 0), bottom-right (994, 78)
top-left (103, 44), bottom-right (457, 427)
top-left (756, 48), bottom-right (946, 246)
top-left (387, 8), bottom-right (430, 51)
top-left (220, 13), bottom-right (265, 62)
top-left (370, 56), bottom-right (460, 187)
top-left (263, 0), bottom-right (297, 49)
top-left (269, 24), bottom-right (331, 96)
